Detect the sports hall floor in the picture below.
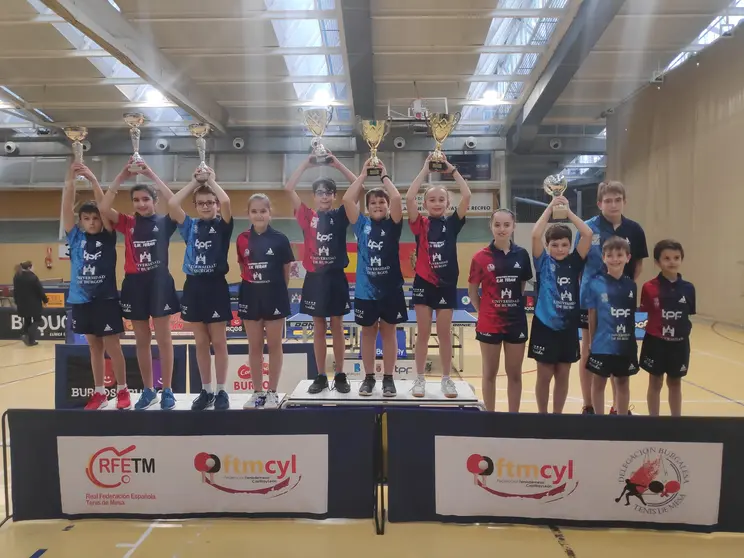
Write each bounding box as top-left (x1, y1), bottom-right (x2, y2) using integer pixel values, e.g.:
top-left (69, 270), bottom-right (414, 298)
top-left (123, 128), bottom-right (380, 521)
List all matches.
top-left (1, 316), bottom-right (744, 557)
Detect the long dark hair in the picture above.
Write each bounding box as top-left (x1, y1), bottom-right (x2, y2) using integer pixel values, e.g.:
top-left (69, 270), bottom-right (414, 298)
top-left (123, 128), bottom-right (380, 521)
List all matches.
top-left (15, 261), bottom-right (32, 276)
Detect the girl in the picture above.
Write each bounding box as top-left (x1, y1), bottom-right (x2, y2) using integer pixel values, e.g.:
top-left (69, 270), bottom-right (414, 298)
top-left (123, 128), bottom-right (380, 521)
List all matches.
top-left (529, 196), bottom-right (592, 414)
top-left (99, 160), bottom-right (179, 410)
top-left (12, 261), bottom-right (47, 346)
top-left (236, 194), bottom-right (294, 409)
top-left (406, 154), bottom-right (470, 398)
top-left (62, 162), bottom-right (129, 410)
top-left (468, 209), bottom-right (533, 412)
top-left (168, 168), bottom-right (233, 411)
top-left (342, 159), bottom-right (406, 397)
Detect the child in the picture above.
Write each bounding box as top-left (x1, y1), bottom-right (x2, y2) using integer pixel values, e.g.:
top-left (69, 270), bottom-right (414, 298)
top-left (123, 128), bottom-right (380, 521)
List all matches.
top-left (236, 194), bottom-right (294, 409)
top-left (640, 240), bottom-right (695, 417)
top-left (168, 168), bottom-right (233, 411)
top-left (578, 181), bottom-right (647, 414)
top-left (529, 196), bottom-right (593, 414)
top-left (585, 237), bottom-right (639, 415)
top-left (468, 209), bottom-right (532, 412)
top-left (285, 153), bottom-right (357, 394)
top-left (407, 155), bottom-right (470, 398)
top-left (62, 162), bottom-right (129, 410)
top-left (99, 160), bottom-right (179, 410)
top-left (342, 159), bottom-right (406, 397)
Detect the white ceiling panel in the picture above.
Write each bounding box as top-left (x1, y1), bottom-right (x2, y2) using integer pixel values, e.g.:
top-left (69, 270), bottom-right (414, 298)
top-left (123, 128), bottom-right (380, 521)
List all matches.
top-left (116, 0), bottom-right (270, 16)
top-left (0, 59), bottom-right (106, 80)
top-left (131, 21), bottom-right (279, 49)
top-left (372, 20), bottom-right (493, 48)
top-left (168, 56), bottom-right (292, 81)
top-left (201, 83), bottom-right (301, 102)
top-left (374, 54), bottom-right (481, 76)
top-left (618, 0), bottom-right (733, 16)
top-left (7, 85), bottom-right (131, 104)
top-left (0, 25), bottom-right (83, 51)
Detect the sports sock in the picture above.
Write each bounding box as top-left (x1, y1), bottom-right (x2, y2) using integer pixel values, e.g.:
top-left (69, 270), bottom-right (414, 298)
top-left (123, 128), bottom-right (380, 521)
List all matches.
top-left (365, 373), bottom-right (375, 380)
top-left (95, 386), bottom-right (105, 395)
top-left (216, 383), bottom-right (225, 393)
top-left (442, 375), bottom-right (451, 381)
top-left (117, 384), bottom-right (127, 392)
top-left (203, 382), bottom-right (214, 394)
top-left (417, 373), bottom-right (426, 380)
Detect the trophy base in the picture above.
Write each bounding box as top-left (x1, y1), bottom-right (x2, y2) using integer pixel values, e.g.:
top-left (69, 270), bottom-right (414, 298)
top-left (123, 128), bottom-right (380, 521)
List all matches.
top-left (429, 160), bottom-right (446, 172)
top-left (552, 206), bottom-right (568, 220)
top-left (311, 155), bottom-right (331, 165)
top-left (128, 163), bottom-right (144, 173)
top-left (367, 167), bottom-right (382, 177)
top-left (73, 177), bottom-right (88, 188)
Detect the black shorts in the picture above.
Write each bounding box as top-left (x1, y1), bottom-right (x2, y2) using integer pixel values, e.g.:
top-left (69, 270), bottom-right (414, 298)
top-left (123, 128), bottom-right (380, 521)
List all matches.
top-left (120, 271), bottom-right (179, 321)
top-left (476, 322), bottom-right (528, 345)
top-left (640, 334), bottom-right (690, 378)
top-left (71, 298), bottom-right (124, 337)
top-left (411, 275), bottom-right (457, 310)
top-left (180, 274), bottom-right (232, 324)
top-left (238, 280), bottom-right (290, 321)
top-left (528, 316), bottom-right (580, 364)
top-left (587, 352), bottom-right (640, 378)
top-left (354, 291), bottom-right (408, 327)
top-left (579, 309), bottom-right (589, 330)
top-left (300, 269), bottom-right (350, 317)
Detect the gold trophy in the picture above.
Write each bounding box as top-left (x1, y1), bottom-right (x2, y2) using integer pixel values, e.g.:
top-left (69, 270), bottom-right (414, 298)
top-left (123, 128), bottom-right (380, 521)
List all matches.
top-left (300, 107), bottom-right (333, 164)
top-left (123, 112), bottom-right (146, 172)
top-left (359, 118), bottom-right (389, 177)
top-left (543, 174), bottom-right (569, 219)
top-left (63, 126), bottom-right (88, 188)
top-left (427, 112), bottom-right (461, 171)
top-left (188, 123), bottom-right (211, 183)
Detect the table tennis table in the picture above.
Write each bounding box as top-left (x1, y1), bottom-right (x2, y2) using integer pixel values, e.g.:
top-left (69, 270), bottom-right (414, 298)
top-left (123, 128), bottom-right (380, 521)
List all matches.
top-left (286, 309), bottom-right (477, 373)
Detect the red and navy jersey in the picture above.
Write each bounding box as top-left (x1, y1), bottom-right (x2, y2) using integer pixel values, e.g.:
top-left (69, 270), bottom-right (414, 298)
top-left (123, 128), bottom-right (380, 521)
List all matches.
top-left (179, 215), bottom-right (234, 276)
top-left (236, 226), bottom-right (294, 285)
top-left (295, 203), bottom-right (349, 273)
top-left (410, 210), bottom-right (466, 287)
top-left (115, 213), bottom-right (177, 275)
top-left (640, 273), bottom-right (696, 341)
top-left (468, 242), bottom-right (533, 334)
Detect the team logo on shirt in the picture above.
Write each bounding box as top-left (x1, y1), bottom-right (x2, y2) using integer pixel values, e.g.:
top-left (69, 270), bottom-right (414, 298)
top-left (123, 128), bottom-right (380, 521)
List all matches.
top-left (310, 216), bottom-right (319, 229)
top-left (560, 291), bottom-right (572, 302)
top-left (592, 233), bottom-right (600, 246)
top-left (95, 241), bottom-right (102, 248)
top-left (370, 256), bottom-right (382, 266)
top-left (318, 246), bottom-right (330, 257)
top-left (654, 297), bottom-right (660, 308)
top-left (662, 326), bottom-right (675, 337)
top-left (601, 293), bottom-right (608, 302)
top-left (84, 251), bottom-right (101, 261)
top-left (662, 310), bottom-right (682, 320)
top-left (253, 272), bottom-right (263, 281)
top-left (266, 248), bottom-right (274, 256)
top-left (679, 296), bottom-right (686, 303)
top-left (514, 262), bottom-right (521, 269)
top-left (611, 307), bottom-right (631, 318)
top-left (364, 224), bottom-right (371, 234)
top-left (195, 254), bottom-right (207, 265)
top-left (140, 253), bottom-right (152, 263)
top-left (557, 277), bottom-right (570, 286)
top-left (244, 249), bottom-right (250, 258)
top-left (501, 288), bottom-right (512, 299)
top-left (317, 232), bottom-right (333, 242)
top-left (617, 324), bottom-right (626, 334)
top-left (432, 253), bottom-right (442, 262)
top-left (152, 226), bottom-right (159, 232)
top-left (82, 265), bottom-right (96, 276)
top-left (209, 227), bottom-right (216, 234)
top-left (442, 225), bottom-right (446, 232)
top-left (380, 230), bottom-right (386, 237)
top-left (487, 263), bottom-right (495, 272)
top-left (195, 240), bottom-right (212, 250)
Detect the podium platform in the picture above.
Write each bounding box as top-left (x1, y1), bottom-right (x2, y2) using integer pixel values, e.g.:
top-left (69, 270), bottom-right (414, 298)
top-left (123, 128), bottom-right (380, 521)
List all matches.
top-left (101, 392), bottom-right (288, 411)
top-left (284, 379), bottom-right (484, 409)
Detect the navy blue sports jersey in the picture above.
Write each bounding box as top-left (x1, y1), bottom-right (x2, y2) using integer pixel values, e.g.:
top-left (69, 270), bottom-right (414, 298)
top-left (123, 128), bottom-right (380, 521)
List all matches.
top-left (641, 273), bottom-right (696, 341)
top-left (410, 211), bottom-right (466, 287)
top-left (236, 226), bottom-right (294, 285)
top-left (296, 203), bottom-right (349, 272)
top-left (354, 215), bottom-right (404, 300)
top-left (67, 227), bottom-right (118, 305)
top-left (586, 271), bottom-right (637, 356)
top-left (577, 214), bottom-right (647, 308)
top-left (115, 213), bottom-right (178, 274)
top-left (534, 250), bottom-right (585, 331)
top-left (468, 242), bottom-right (533, 334)
top-left (179, 215), bottom-right (234, 276)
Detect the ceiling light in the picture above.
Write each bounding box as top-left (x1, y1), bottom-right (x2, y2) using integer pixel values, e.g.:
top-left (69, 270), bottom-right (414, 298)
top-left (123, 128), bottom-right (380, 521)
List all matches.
top-left (481, 90), bottom-right (504, 104)
top-left (145, 88), bottom-right (168, 105)
top-left (313, 89), bottom-right (334, 105)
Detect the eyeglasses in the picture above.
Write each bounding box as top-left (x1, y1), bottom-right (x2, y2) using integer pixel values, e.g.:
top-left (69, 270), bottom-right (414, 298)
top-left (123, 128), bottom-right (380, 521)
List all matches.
top-left (196, 200), bottom-right (217, 207)
top-left (315, 190), bottom-right (334, 198)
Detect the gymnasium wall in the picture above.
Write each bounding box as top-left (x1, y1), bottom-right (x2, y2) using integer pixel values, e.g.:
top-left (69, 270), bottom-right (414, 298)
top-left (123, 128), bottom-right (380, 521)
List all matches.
top-left (606, 29), bottom-right (744, 325)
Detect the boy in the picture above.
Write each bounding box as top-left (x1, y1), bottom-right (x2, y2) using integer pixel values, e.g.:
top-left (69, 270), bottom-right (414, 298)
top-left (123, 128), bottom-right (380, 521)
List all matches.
top-left (62, 162), bottom-right (129, 410)
top-left (285, 152), bottom-right (358, 394)
top-left (585, 237), bottom-right (639, 415)
top-left (640, 240), bottom-right (695, 417)
top-left (529, 195), bottom-right (593, 414)
top-left (578, 181), bottom-right (647, 414)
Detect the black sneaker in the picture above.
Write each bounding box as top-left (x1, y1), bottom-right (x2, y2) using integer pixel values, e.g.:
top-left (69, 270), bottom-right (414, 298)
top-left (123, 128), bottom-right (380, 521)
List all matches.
top-left (308, 375), bottom-right (329, 394)
top-left (191, 389), bottom-right (215, 411)
top-left (382, 376), bottom-right (397, 397)
top-left (582, 405), bottom-right (595, 415)
top-left (333, 373), bottom-right (351, 394)
top-left (359, 376), bottom-right (376, 396)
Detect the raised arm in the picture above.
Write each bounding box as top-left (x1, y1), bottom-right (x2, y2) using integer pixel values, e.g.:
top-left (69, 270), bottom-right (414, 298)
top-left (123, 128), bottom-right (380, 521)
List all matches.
top-left (99, 162), bottom-right (134, 225)
top-left (566, 204), bottom-right (593, 259)
top-left (168, 176), bottom-right (199, 224)
top-left (75, 163), bottom-right (113, 231)
top-left (139, 163), bottom-right (174, 210)
top-left (327, 150), bottom-right (357, 184)
top-left (205, 167), bottom-right (232, 223)
top-left (62, 163), bottom-right (76, 234)
top-left (284, 155), bottom-right (313, 212)
top-left (441, 154), bottom-right (470, 218)
top-left (342, 160), bottom-right (368, 225)
top-left (406, 155), bottom-right (431, 222)
top-left (379, 161), bottom-right (402, 224)
top-left (531, 196), bottom-right (564, 258)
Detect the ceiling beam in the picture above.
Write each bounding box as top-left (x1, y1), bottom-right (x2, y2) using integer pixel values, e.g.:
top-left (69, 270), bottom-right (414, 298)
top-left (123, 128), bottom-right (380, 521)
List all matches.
top-left (340, 0), bottom-right (374, 119)
top-left (371, 8), bottom-right (567, 19)
top-left (0, 77), bottom-right (147, 87)
top-left (377, 74), bottom-right (529, 84)
top-left (128, 10), bottom-right (336, 22)
top-left (38, 0), bottom-right (229, 134)
top-left (162, 47), bottom-right (343, 57)
top-left (0, 50), bottom-right (112, 60)
top-left (374, 45), bottom-right (546, 55)
top-left (508, 0), bottom-right (627, 154)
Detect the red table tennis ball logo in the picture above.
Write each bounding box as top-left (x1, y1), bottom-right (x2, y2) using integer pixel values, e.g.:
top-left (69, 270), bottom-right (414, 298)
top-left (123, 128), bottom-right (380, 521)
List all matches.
top-left (237, 364), bottom-right (251, 379)
top-left (648, 479), bottom-right (681, 497)
top-left (194, 452), bottom-right (221, 474)
top-left (467, 454), bottom-right (494, 484)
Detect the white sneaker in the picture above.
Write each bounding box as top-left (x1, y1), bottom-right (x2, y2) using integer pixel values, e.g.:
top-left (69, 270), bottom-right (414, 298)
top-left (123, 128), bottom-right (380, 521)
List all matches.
top-left (264, 391), bottom-right (280, 409)
top-left (412, 376), bottom-right (426, 398)
top-left (441, 378), bottom-right (458, 399)
top-left (244, 392), bottom-right (266, 409)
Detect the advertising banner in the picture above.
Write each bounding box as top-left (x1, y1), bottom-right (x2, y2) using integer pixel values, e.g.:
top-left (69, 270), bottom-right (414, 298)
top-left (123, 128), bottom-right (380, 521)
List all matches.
top-left (434, 436), bottom-right (722, 526)
top-left (57, 434), bottom-right (329, 515)
top-left (0, 307), bottom-right (67, 340)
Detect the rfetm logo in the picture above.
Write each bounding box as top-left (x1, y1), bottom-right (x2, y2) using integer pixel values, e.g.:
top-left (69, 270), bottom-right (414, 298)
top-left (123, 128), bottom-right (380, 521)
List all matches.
top-left (616, 447), bottom-right (688, 515)
top-left (85, 445), bottom-right (155, 488)
top-left (466, 453), bottom-right (578, 501)
top-left (194, 451), bottom-right (302, 496)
